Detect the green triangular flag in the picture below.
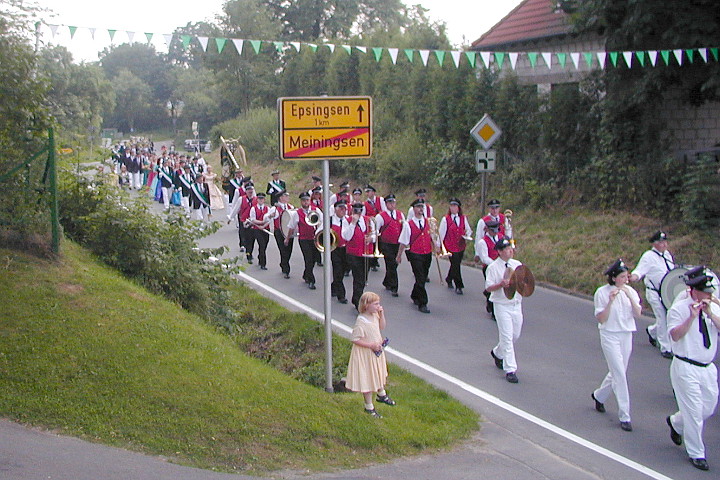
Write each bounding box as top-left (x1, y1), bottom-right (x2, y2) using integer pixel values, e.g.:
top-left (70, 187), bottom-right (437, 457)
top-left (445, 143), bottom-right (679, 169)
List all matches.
top-left (273, 41), bottom-right (284, 53)
top-left (493, 52), bottom-right (505, 68)
top-left (307, 43), bottom-right (318, 52)
top-left (68, 26), bottom-right (77, 38)
top-left (435, 50), bottom-right (446, 66)
top-left (181, 35), bottom-right (191, 49)
top-left (556, 52), bottom-right (567, 68)
top-left (341, 45), bottom-right (351, 55)
top-left (372, 47), bottom-right (383, 62)
top-left (711, 47), bottom-right (719, 61)
top-left (215, 38), bottom-right (226, 53)
top-left (583, 52), bottom-right (593, 67)
top-left (250, 40), bottom-right (262, 54)
top-left (635, 51), bottom-right (645, 67)
top-left (464, 51), bottom-right (476, 68)
top-left (145, 32), bottom-right (153, 43)
top-left (404, 49), bottom-right (414, 63)
top-left (609, 51), bottom-right (618, 67)
top-left (660, 50), bottom-right (670, 65)
top-left (108, 29), bottom-right (116, 41)
top-left (528, 52), bottom-right (538, 67)
top-left (685, 49), bottom-right (694, 63)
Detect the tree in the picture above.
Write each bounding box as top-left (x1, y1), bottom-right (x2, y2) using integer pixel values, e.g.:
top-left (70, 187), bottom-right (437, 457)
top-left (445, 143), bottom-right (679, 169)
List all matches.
top-left (111, 70), bottom-right (152, 132)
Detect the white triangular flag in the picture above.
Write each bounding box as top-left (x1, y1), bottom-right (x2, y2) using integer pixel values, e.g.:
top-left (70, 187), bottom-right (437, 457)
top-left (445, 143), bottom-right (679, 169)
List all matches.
top-left (232, 38), bottom-right (244, 54)
top-left (49, 24), bottom-right (59, 37)
top-left (326, 44), bottom-right (335, 53)
top-left (673, 49), bottom-right (683, 65)
top-left (596, 52), bottom-right (607, 69)
top-left (419, 49), bottom-right (430, 66)
top-left (622, 51), bottom-right (633, 67)
top-left (570, 52), bottom-right (580, 69)
top-left (198, 36), bottom-right (209, 51)
top-left (356, 46), bottom-right (367, 54)
top-left (290, 42), bottom-right (300, 52)
top-left (541, 52), bottom-right (552, 69)
top-left (388, 48), bottom-right (399, 64)
top-left (479, 51), bottom-right (491, 68)
top-left (163, 34), bottom-right (173, 47)
top-left (126, 31), bottom-right (135, 43)
top-left (699, 48), bottom-right (708, 62)
top-left (648, 50), bottom-right (658, 66)
top-left (508, 52), bottom-right (519, 69)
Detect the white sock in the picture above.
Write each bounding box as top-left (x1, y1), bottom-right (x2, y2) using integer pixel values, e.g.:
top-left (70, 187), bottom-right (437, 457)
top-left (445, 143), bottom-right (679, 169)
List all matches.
top-left (377, 389), bottom-right (387, 397)
top-left (364, 403), bottom-right (374, 410)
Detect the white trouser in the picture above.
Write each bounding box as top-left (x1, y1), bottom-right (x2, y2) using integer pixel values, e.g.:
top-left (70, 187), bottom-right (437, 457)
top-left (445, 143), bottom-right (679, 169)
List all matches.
top-left (645, 288), bottom-right (671, 352)
top-left (181, 195), bottom-right (190, 215)
top-left (594, 330), bottom-right (633, 422)
top-left (669, 359), bottom-right (718, 459)
top-left (191, 207), bottom-right (207, 222)
top-left (492, 301), bottom-right (523, 373)
top-left (132, 171), bottom-right (142, 189)
top-left (161, 186), bottom-right (172, 209)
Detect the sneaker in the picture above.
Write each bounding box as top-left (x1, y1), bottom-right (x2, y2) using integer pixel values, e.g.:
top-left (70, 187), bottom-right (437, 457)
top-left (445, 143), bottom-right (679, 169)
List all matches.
top-left (506, 372), bottom-right (519, 383)
top-left (376, 394), bottom-right (396, 406)
top-left (365, 408), bottom-right (382, 418)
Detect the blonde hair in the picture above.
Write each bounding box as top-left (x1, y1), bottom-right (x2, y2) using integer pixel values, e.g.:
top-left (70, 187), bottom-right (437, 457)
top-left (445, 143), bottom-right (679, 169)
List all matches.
top-left (358, 291), bottom-right (380, 313)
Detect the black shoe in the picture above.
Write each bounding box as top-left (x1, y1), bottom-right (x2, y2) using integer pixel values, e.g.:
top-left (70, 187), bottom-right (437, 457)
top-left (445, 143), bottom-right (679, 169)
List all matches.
top-left (371, 266), bottom-right (378, 272)
top-left (364, 408), bottom-right (382, 418)
top-left (418, 305), bottom-right (430, 314)
top-left (490, 350), bottom-right (503, 370)
top-left (308, 283), bottom-right (316, 290)
top-left (412, 298), bottom-right (420, 306)
top-left (338, 298), bottom-right (348, 304)
top-left (260, 265), bottom-right (267, 270)
top-left (661, 351), bottom-right (673, 359)
top-left (506, 372), bottom-right (519, 383)
top-left (425, 278), bottom-right (430, 283)
top-left (591, 393), bottom-right (606, 413)
top-left (283, 272), bottom-right (290, 279)
top-left (317, 262), bottom-right (323, 267)
top-left (376, 394), bottom-right (396, 406)
top-left (344, 272), bottom-right (350, 277)
top-left (391, 290), bottom-right (398, 297)
top-left (646, 326), bottom-right (658, 347)
top-left (247, 259), bottom-right (253, 264)
top-left (620, 421), bottom-right (633, 432)
top-left (447, 282), bottom-right (454, 289)
top-left (667, 416), bottom-right (682, 445)
top-left (691, 458), bottom-right (709, 471)
top-left (455, 288), bottom-right (463, 295)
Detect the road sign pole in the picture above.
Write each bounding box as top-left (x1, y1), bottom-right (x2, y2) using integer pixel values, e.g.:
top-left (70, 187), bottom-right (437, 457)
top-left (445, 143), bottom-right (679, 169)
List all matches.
top-left (481, 172), bottom-right (487, 214)
top-left (322, 159), bottom-right (334, 393)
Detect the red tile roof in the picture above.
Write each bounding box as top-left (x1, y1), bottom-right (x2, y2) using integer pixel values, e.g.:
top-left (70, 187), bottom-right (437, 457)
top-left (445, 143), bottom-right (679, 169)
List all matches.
top-left (471, 0), bottom-right (572, 50)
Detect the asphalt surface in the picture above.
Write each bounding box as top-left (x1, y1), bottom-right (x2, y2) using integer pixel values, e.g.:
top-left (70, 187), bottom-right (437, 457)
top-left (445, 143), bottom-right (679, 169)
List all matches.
top-left (2, 175), bottom-right (718, 479)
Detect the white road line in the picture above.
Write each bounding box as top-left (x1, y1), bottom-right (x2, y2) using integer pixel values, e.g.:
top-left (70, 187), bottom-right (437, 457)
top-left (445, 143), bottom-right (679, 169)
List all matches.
top-left (236, 271), bottom-right (674, 480)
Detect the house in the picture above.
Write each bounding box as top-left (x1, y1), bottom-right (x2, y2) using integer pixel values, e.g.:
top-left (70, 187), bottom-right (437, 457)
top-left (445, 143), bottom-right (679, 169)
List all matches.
top-left (470, 0), bottom-right (720, 155)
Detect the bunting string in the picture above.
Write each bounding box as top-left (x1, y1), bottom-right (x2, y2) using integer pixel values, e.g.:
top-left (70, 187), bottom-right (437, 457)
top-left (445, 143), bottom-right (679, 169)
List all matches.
top-left (39, 23), bottom-right (720, 71)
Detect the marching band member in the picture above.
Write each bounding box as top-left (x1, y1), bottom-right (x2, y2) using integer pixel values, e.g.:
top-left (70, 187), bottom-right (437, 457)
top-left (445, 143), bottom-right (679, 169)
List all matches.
top-left (666, 267), bottom-right (720, 471)
top-left (158, 159), bottom-right (175, 211)
top-left (247, 193), bottom-right (271, 270)
top-left (591, 259), bottom-right (642, 432)
top-left (406, 188), bottom-right (433, 220)
top-left (475, 220), bottom-right (502, 320)
top-left (486, 237), bottom-right (526, 383)
top-left (307, 175), bottom-right (322, 196)
top-left (629, 231), bottom-right (675, 358)
top-left (396, 199), bottom-right (433, 314)
top-left (329, 181), bottom-right (350, 206)
top-left (266, 169), bottom-right (286, 206)
top-left (310, 186), bottom-right (324, 211)
top-left (189, 174), bottom-right (211, 222)
top-left (286, 192), bottom-right (322, 290)
top-left (351, 187), bottom-right (363, 208)
top-left (227, 183), bottom-right (257, 262)
top-left (226, 169), bottom-right (245, 207)
top-left (343, 202), bottom-right (375, 309)
top-left (266, 190), bottom-right (294, 278)
top-left (375, 194), bottom-right (403, 297)
top-left (330, 201), bottom-right (350, 304)
top-left (439, 198), bottom-right (473, 295)
top-left (476, 199), bottom-right (508, 238)
top-left (363, 185), bottom-right (384, 272)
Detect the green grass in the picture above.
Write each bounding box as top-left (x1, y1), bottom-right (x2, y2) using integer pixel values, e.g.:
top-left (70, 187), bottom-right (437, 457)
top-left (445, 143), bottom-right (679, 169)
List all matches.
top-left (0, 241), bottom-right (478, 474)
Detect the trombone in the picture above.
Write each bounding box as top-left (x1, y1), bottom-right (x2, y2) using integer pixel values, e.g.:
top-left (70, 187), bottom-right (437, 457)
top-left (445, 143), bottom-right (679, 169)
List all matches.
top-left (362, 217), bottom-right (384, 258)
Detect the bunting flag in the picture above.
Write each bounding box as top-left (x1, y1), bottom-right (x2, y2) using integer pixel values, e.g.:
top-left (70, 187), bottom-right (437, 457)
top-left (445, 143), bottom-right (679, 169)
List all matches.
top-left (38, 23), bottom-right (720, 73)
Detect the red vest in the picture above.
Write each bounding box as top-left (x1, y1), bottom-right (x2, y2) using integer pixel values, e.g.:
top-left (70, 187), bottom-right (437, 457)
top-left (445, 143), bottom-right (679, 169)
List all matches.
top-left (408, 219), bottom-right (432, 254)
top-left (379, 210), bottom-right (402, 244)
top-left (482, 235), bottom-right (500, 265)
top-left (346, 216), bottom-right (372, 257)
top-left (273, 203), bottom-right (293, 230)
top-left (297, 207), bottom-right (318, 240)
top-left (238, 195), bottom-right (257, 221)
top-left (482, 213), bottom-right (506, 237)
top-left (330, 216), bottom-right (348, 248)
top-left (443, 214), bottom-right (467, 253)
top-left (364, 197), bottom-right (382, 216)
top-left (251, 204), bottom-right (268, 229)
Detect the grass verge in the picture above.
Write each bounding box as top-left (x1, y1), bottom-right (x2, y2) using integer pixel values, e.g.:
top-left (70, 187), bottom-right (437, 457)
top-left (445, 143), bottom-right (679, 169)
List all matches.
top-left (0, 241), bottom-right (478, 474)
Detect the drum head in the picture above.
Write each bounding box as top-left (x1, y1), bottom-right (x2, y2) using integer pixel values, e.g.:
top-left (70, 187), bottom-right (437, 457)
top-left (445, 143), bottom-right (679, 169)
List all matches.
top-left (660, 267), bottom-right (690, 310)
top-left (513, 265), bottom-right (536, 297)
top-left (280, 209), bottom-right (294, 238)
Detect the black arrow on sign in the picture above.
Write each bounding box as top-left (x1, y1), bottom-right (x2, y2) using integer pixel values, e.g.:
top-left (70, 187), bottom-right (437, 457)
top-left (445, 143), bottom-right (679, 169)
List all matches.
top-left (357, 105), bottom-right (365, 123)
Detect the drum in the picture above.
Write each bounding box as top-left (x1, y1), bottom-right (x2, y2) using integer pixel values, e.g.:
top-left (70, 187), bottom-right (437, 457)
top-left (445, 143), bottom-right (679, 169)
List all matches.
top-left (280, 209), bottom-right (295, 238)
top-left (660, 266), bottom-right (720, 309)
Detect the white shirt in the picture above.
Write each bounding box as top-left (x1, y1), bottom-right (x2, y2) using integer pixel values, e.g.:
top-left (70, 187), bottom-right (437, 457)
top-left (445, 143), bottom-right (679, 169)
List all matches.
top-left (475, 234), bottom-right (500, 266)
top-left (668, 295), bottom-right (720, 364)
top-left (631, 248), bottom-right (675, 290)
top-left (406, 203), bottom-right (433, 220)
top-left (593, 284), bottom-right (640, 332)
top-left (486, 257), bottom-right (523, 304)
top-left (342, 216), bottom-right (373, 242)
top-left (286, 207), bottom-right (322, 231)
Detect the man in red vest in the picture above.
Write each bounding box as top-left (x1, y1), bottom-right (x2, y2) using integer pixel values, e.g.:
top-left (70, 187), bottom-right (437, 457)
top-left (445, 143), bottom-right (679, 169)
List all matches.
top-left (329, 201), bottom-right (350, 304)
top-left (375, 194), bottom-right (403, 297)
top-left (246, 193), bottom-right (271, 270)
top-left (342, 202), bottom-right (375, 309)
top-left (397, 199), bottom-right (434, 313)
top-left (286, 192), bottom-right (322, 289)
top-left (266, 190), bottom-right (294, 278)
top-left (439, 198), bottom-right (473, 295)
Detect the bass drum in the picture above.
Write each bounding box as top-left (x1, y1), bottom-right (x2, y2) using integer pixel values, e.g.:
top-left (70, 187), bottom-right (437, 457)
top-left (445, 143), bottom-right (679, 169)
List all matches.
top-left (280, 209), bottom-right (295, 238)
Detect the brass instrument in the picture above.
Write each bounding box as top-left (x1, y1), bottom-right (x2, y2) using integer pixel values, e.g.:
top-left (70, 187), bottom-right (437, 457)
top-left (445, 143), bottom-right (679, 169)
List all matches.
top-left (306, 210), bottom-right (321, 227)
top-left (370, 217), bottom-right (384, 258)
top-left (504, 209), bottom-right (515, 248)
top-left (428, 217), bottom-right (449, 286)
top-left (314, 229), bottom-right (338, 252)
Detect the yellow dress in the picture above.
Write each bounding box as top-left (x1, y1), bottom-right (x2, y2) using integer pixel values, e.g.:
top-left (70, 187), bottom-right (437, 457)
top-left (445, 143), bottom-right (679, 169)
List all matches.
top-left (346, 313), bottom-right (388, 393)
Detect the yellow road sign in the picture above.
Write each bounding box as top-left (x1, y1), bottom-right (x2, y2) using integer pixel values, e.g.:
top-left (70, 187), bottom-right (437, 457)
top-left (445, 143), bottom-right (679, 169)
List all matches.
top-left (278, 96), bottom-right (372, 160)
top-left (470, 113), bottom-right (502, 150)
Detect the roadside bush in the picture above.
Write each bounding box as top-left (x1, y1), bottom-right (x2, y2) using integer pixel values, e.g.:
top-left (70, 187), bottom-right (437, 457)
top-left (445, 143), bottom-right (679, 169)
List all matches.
top-left (679, 154), bottom-right (720, 232)
top-left (374, 127), bottom-right (434, 186)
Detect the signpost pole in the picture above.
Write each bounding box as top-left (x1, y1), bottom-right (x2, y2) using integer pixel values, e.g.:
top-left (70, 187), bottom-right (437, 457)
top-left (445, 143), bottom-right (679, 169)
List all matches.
top-left (481, 172), bottom-right (487, 213)
top-left (322, 159), bottom-right (334, 393)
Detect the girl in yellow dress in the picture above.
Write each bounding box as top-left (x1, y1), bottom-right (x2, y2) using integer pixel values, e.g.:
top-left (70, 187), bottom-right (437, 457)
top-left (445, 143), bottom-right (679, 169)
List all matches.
top-left (346, 291), bottom-right (396, 417)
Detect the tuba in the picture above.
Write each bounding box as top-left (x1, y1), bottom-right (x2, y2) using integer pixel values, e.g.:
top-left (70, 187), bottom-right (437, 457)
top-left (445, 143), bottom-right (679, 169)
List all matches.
top-left (314, 229), bottom-right (338, 252)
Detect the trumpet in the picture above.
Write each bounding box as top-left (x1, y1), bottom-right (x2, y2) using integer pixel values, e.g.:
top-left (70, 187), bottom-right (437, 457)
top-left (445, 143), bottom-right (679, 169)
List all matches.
top-left (306, 210), bottom-right (321, 227)
top-left (314, 229), bottom-right (338, 252)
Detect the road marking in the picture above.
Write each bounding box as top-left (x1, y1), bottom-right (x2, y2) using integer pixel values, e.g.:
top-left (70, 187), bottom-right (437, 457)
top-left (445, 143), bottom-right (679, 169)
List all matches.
top-left (236, 271), bottom-right (674, 480)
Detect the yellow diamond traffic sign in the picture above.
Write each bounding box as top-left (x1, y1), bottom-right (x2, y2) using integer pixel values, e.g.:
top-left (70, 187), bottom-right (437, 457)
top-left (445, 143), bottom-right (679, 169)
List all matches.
top-left (470, 114), bottom-right (502, 150)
